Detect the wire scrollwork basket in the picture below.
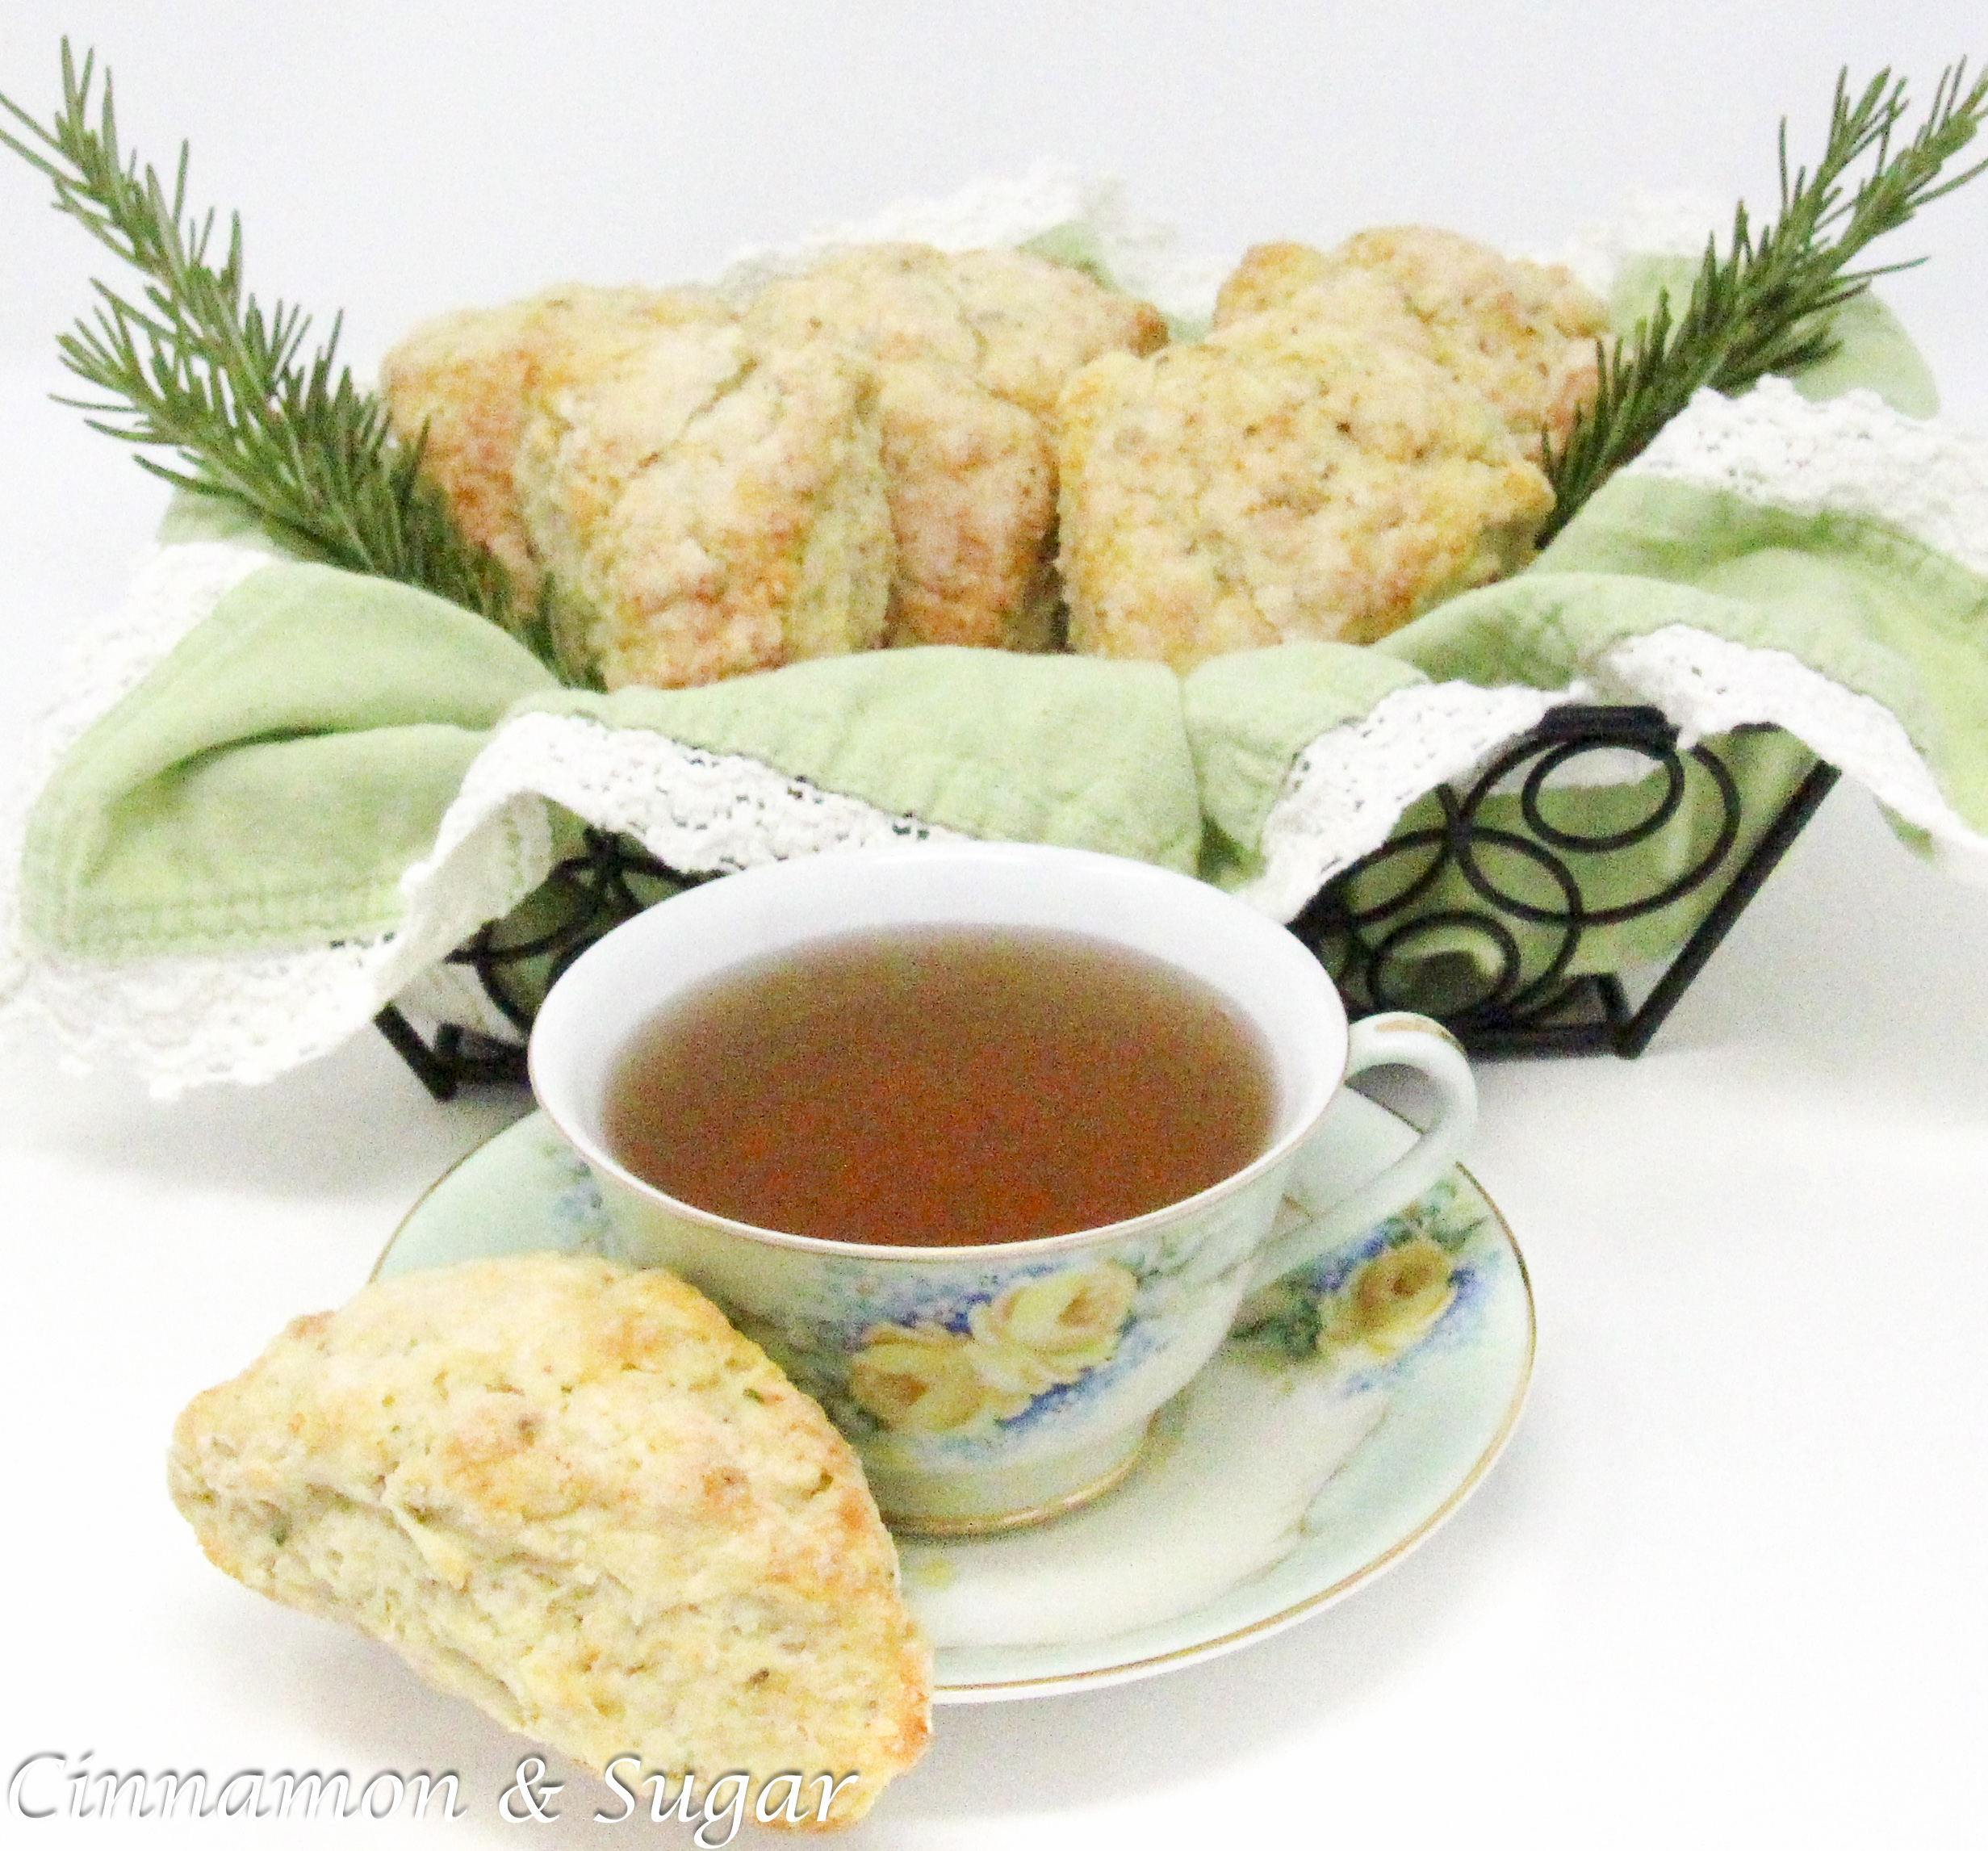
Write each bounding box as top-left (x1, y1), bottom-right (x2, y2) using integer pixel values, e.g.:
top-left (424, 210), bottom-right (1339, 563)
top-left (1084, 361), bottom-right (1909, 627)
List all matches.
top-left (375, 704), bottom-right (1839, 1099)
top-left (1287, 704), bottom-right (1839, 1057)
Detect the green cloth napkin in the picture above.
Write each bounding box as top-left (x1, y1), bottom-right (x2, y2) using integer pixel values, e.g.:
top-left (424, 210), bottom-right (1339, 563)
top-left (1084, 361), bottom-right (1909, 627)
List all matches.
top-left (14, 274), bottom-right (1985, 1015)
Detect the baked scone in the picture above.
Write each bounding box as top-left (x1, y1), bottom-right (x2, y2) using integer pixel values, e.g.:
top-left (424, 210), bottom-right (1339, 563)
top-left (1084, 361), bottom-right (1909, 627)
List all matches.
top-left (168, 1254), bottom-right (931, 1829)
top-left (513, 320), bottom-right (895, 688)
top-left (383, 287), bottom-right (894, 689)
top-left (1057, 315), bottom-right (1555, 670)
top-left (743, 244), bottom-right (1169, 651)
top-left (381, 284), bottom-right (734, 614)
top-left (1212, 228), bottom-right (1609, 460)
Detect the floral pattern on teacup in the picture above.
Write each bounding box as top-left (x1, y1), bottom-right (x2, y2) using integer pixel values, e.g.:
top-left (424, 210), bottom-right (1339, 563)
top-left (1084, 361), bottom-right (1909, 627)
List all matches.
top-left (848, 1261), bottom-right (1138, 1434)
top-left (543, 1131), bottom-right (617, 1254)
top-left (1317, 1233), bottom-right (1455, 1361)
top-left (971, 1263), bottom-right (1138, 1371)
top-left (1237, 1175), bottom-right (1484, 1371)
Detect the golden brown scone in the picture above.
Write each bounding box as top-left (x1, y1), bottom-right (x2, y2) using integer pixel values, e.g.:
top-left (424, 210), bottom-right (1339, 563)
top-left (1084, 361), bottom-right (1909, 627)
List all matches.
top-left (744, 245), bottom-right (1167, 651)
top-left (383, 287), bottom-right (893, 689)
top-left (514, 319), bottom-right (894, 688)
top-left (381, 285), bottom-right (733, 612)
top-left (1214, 228), bottom-right (1609, 459)
top-left (169, 1255), bottom-right (931, 1830)
top-left (1057, 316), bottom-right (1554, 671)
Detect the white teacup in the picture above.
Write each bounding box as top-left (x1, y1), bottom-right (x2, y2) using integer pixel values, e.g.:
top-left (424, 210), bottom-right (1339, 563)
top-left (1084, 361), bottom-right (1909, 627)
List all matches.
top-left (529, 842), bottom-right (1474, 1534)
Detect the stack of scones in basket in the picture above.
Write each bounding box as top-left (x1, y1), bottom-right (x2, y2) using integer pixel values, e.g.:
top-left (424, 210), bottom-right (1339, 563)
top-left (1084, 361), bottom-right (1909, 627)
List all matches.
top-left (381, 228), bottom-right (1605, 686)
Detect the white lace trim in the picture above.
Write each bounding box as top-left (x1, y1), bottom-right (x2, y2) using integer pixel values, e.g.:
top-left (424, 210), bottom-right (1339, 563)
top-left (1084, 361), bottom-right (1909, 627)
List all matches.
top-left (1585, 626), bottom-right (1988, 880)
top-left (1240, 622), bottom-right (1988, 920)
top-left (8, 191), bottom-right (1987, 1087)
top-left (436, 710), bottom-right (969, 878)
top-left (390, 712), bottom-right (973, 1028)
top-left (12, 937), bottom-right (399, 1093)
top-left (1240, 683), bottom-right (1567, 919)
top-left (387, 713), bottom-right (977, 1036)
top-left (1624, 377), bottom-right (1988, 572)
top-left (4, 704), bottom-right (970, 1095)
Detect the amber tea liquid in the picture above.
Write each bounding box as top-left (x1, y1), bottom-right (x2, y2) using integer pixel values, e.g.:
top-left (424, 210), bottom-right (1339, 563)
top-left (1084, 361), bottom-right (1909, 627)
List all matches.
top-left (603, 925), bottom-right (1277, 1246)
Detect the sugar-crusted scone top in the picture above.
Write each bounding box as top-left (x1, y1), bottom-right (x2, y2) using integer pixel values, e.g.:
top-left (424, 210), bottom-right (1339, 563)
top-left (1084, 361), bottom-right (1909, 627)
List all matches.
top-left (1212, 228), bottom-right (1609, 461)
top-left (383, 248), bottom-right (1166, 685)
top-left (380, 228), bottom-right (1606, 685)
top-left (168, 1254), bottom-right (931, 1830)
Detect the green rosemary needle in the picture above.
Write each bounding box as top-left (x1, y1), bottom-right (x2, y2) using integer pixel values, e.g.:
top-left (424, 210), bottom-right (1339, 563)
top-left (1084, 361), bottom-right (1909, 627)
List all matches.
top-left (1540, 62), bottom-right (1988, 544)
top-left (0, 43), bottom-right (532, 654)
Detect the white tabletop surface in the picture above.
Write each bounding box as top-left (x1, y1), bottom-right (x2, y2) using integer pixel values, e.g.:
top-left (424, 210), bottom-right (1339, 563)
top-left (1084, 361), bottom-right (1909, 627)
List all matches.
top-left (1, 5), bottom-right (1984, 1846)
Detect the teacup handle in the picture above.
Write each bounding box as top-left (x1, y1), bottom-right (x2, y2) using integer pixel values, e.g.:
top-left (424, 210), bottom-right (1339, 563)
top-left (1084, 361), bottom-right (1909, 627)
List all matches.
top-left (1245, 1012), bottom-right (1477, 1294)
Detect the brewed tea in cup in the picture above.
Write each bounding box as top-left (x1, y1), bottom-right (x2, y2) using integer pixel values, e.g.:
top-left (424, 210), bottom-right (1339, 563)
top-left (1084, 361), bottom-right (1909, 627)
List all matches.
top-left (601, 923), bottom-right (1278, 1247)
top-left (530, 842), bottom-right (1475, 1533)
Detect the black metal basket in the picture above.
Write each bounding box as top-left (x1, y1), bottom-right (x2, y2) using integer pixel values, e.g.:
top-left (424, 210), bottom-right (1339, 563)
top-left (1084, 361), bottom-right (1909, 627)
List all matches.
top-left (375, 703), bottom-right (1838, 1099)
top-left (1289, 704), bottom-right (1839, 1057)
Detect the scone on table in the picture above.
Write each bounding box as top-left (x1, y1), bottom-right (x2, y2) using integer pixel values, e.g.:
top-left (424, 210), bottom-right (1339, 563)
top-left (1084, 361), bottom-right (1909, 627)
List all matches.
top-left (168, 1254), bottom-right (931, 1830)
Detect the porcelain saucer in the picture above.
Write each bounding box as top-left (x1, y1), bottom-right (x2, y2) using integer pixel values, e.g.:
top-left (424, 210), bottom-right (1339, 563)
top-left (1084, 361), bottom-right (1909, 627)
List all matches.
top-left (374, 1093), bottom-right (1534, 1703)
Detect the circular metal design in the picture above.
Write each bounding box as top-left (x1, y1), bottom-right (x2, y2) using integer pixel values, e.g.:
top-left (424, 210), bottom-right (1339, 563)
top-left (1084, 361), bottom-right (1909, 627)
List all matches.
top-left (1364, 909), bottom-right (1528, 1016)
top-left (445, 829), bottom-right (716, 1036)
top-left (378, 708), bottom-right (1824, 1090)
top-left (1291, 706), bottom-right (1758, 1049)
top-left (1519, 739), bottom-right (1685, 852)
top-left (375, 829), bottom-right (718, 1100)
top-left (1447, 820), bottom-right (1587, 928)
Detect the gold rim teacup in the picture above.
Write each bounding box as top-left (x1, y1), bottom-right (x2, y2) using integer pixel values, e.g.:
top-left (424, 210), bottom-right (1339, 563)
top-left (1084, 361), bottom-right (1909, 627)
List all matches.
top-left (529, 843), bottom-right (1475, 1533)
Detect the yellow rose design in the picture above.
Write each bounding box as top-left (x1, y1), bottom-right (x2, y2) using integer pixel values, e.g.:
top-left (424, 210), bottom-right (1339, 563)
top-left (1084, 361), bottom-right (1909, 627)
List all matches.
top-left (847, 1262), bottom-right (1140, 1434)
top-left (848, 1325), bottom-right (1028, 1434)
top-left (973, 1262), bottom-right (1138, 1378)
top-left (1320, 1234), bottom-right (1455, 1359)
top-left (951, 1325), bottom-right (1064, 1401)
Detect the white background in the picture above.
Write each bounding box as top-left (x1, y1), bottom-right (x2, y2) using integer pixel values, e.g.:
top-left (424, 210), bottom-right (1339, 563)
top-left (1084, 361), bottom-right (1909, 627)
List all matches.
top-left (1, 4), bottom-right (1985, 1847)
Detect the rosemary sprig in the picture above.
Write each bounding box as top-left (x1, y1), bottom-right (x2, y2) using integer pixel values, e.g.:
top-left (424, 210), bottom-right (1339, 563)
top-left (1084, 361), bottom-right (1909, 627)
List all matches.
top-left (0, 43), bottom-right (529, 650)
top-left (1540, 62), bottom-right (1988, 544)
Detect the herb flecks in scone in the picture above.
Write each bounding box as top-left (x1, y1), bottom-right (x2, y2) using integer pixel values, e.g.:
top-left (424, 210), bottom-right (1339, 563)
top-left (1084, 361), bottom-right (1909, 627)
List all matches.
top-left (1214, 228), bottom-right (1609, 462)
top-left (744, 245), bottom-right (1167, 651)
top-left (169, 1254), bottom-right (931, 1830)
top-left (387, 289), bottom-right (895, 690)
top-left (1057, 317), bottom-right (1554, 670)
